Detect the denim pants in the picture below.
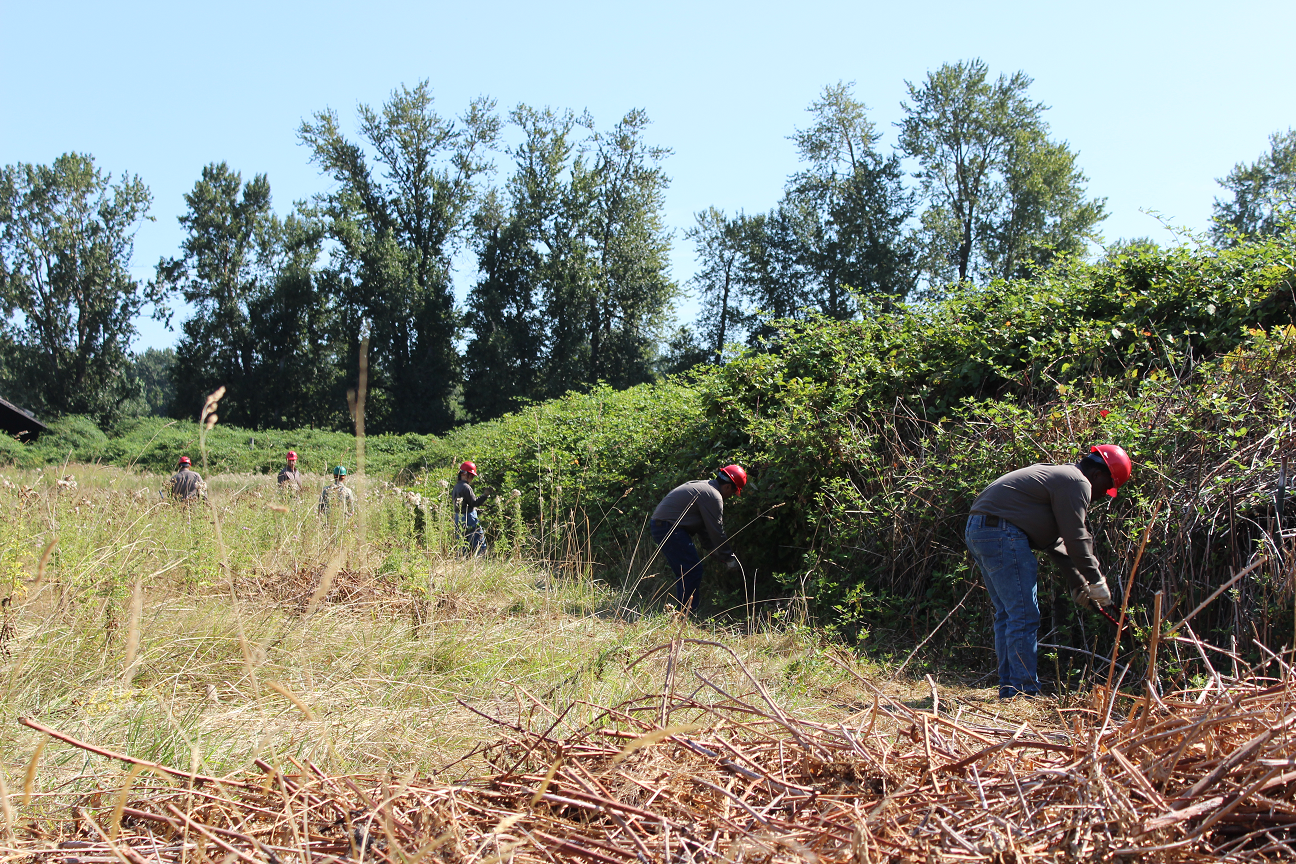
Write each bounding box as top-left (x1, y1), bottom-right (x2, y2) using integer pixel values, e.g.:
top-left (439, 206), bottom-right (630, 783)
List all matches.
top-left (651, 520), bottom-right (703, 613)
top-left (965, 514), bottom-right (1040, 698)
top-left (455, 510), bottom-right (485, 557)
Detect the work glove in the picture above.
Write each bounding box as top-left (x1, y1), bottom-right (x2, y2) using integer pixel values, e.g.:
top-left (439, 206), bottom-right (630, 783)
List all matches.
top-left (1084, 578), bottom-right (1112, 607)
top-left (726, 557), bottom-right (740, 572)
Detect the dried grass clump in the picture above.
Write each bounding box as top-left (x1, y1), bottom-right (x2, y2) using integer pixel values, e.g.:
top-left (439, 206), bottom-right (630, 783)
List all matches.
top-left (10, 638), bottom-right (1296, 863)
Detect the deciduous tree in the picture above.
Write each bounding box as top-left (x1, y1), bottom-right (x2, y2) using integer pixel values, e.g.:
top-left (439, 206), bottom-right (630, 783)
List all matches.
top-left (899, 59), bottom-right (1104, 287)
top-left (156, 162), bottom-right (278, 424)
top-left (464, 106), bottom-right (676, 416)
top-left (685, 207), bottom-right (761, 362)
top-left (782, 82), bottom-right (916, 313)
top-left (300, 81), bottom-right (500, 433)
top-left (0, 153), bottom-right (156, 420)
top-left (1212, 128), bottom-right (1296, 245)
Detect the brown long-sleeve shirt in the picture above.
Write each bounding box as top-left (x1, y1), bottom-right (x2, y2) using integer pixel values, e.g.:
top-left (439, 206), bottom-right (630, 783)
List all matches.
top-left (970, 463), bottom-right (1103, 587)
top-left (652, 479), bottom-right (732, 556)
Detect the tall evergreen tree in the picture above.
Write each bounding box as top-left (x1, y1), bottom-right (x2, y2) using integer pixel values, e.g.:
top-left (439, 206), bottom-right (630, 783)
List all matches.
top-left (0, 153), bottom-right (156, 421)
top-left (300, 81), bottom-right (500, 433)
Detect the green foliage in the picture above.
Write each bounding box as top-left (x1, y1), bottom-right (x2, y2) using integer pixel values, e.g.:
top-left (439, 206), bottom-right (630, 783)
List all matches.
top-left (779, 82), bottom-right (917, 311)
top-left (428, 235), bottom-right (1296, 664)
top-left (5, 415), bottom-right (432, 478)
top-left (685, 207), bottom-right (762, 364)
top-left (415, 380), bottom-right (716, 565)
top-left (463, 105), bottom-right (677, 422)
top-left (899, 59), bottom-right (1106, 287)
top-left (1212, 128), bottom-right (1296, 245)
top-left (122, 348), bottom-right (178, 418)
top-left (156, 163), bottom-right (346, 429)
top-left (301, 81), bottom-right (501, 434)
top-left (0, 152), bottom-right (158, 423)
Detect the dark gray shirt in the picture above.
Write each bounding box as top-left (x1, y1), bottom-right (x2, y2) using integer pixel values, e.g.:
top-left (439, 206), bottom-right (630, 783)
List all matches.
top-left (652, 479), bottom-right (732, 556)
top-left (451, 480), bottom-right (488, 514)
top-left (970, 463), bottom-right (1103, 586)
top-left (167, 468), bottom-right (204, 502)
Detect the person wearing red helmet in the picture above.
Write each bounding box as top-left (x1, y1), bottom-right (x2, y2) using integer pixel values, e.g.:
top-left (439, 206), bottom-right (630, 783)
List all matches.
top-left (451, 461), bottom-right (491, 556)
top-left (277, 450), bottom-right (303, 493)
top-left (166, 456), bottom-right (205, 502)
top-left (965, 445), bottom-right (1132, 699)
top-left (650, 464), bottom-right (747, 614)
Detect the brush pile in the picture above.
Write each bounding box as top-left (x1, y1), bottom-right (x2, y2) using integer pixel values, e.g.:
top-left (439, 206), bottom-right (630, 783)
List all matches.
top-left (12, 640), bottom-right (1296, 862)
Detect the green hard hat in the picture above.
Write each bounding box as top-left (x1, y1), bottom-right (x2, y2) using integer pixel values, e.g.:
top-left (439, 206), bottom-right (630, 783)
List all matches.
top-left (333, 465), bottom-right (347, 476)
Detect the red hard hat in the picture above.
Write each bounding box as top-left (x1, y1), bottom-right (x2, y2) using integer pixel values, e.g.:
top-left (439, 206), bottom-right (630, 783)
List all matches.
top-left (459, 461), bottom-right (478, 477)
top-left (287, 450), bottom-right (297, 460)
top-left (718, 464), bottom-right (747, 494)
top-left (178, 456), bottom-right (191, 466)
top-left (1090, 445), bottom-right (1132, 498)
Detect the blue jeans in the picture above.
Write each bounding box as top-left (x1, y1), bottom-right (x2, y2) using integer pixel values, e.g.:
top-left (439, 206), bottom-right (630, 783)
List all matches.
top-left (651, 520), bottom-right (703, 613)
top-left (965, 514), bottom-right (1040, 698)
top-left (456, 510), bottom-right (485, 557)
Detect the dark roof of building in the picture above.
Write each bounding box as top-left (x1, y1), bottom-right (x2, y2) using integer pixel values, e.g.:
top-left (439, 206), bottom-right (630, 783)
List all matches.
top-left (0, 396), bottom-right (48, 440)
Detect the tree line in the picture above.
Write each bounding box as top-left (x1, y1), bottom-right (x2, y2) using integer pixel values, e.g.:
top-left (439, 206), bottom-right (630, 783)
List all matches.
top-left (1, 60), bottom-right (1292, 434)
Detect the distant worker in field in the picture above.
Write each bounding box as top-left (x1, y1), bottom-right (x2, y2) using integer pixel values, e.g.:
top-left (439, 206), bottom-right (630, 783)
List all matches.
top-left (451, 461), bottom-right (491, 556)
top-left (318, 465), bottom-right (356, 517)
top-left (277, 450), bottom-right (304, 493)
top-left (651, 465), bottom-right (746, 614)
top-left (165, 456), bottom-right (206, 502)
top-left (965, 445), bottom-right (1132, 700)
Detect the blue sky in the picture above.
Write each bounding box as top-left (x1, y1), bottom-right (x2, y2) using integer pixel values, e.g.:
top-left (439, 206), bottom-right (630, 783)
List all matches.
top-left (3, 0), bottom-right (1293, 351)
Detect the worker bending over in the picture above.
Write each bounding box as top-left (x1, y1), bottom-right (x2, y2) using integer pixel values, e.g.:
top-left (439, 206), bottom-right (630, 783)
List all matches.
top-left (651, 464), bottom-right (746, 614)
top-left (965, 445), bottom-right (1131, 699)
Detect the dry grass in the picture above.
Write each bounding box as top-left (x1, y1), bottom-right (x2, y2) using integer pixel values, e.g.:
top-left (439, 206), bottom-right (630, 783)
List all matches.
top-left (17, 464), bottom-right (1288, 860)
top-left (8, 646), bottom-right (1296, 862)
top-left (0, 465), bottom-right (891, 794)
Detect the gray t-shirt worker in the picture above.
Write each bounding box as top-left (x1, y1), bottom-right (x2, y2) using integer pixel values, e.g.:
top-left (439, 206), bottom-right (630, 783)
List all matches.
top-left (650, 465), bottom-right (747, 613)
top-left (965, 445), bottom-right (1131, 700)
top-left (166, 458), bottom-right (205, 502)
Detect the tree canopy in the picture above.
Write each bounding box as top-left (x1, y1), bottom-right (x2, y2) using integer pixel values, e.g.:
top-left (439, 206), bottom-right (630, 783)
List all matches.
top-left (0, 153), bottom-right (157, 421)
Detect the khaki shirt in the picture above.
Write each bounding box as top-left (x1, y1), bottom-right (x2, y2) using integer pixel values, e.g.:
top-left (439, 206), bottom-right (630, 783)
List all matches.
top-left (318, 482), bottom-right (356, 515)
top-left (970, 463), bottom-right (1102, 586)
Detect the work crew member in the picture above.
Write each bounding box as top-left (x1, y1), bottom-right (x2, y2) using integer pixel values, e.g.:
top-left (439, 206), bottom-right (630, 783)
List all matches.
top-left (965, 445), bottom-right (1132, 700)
top-left (650, 465), bottom-right (746, 614)
top-left (451, 461), bottom-right (490, 556)
top-left (318, 465), bottom-right (356, 516)
top-left (278, 450), bottom-right (304, 493)
top-left (165, 456), bottom-right (206, 502)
